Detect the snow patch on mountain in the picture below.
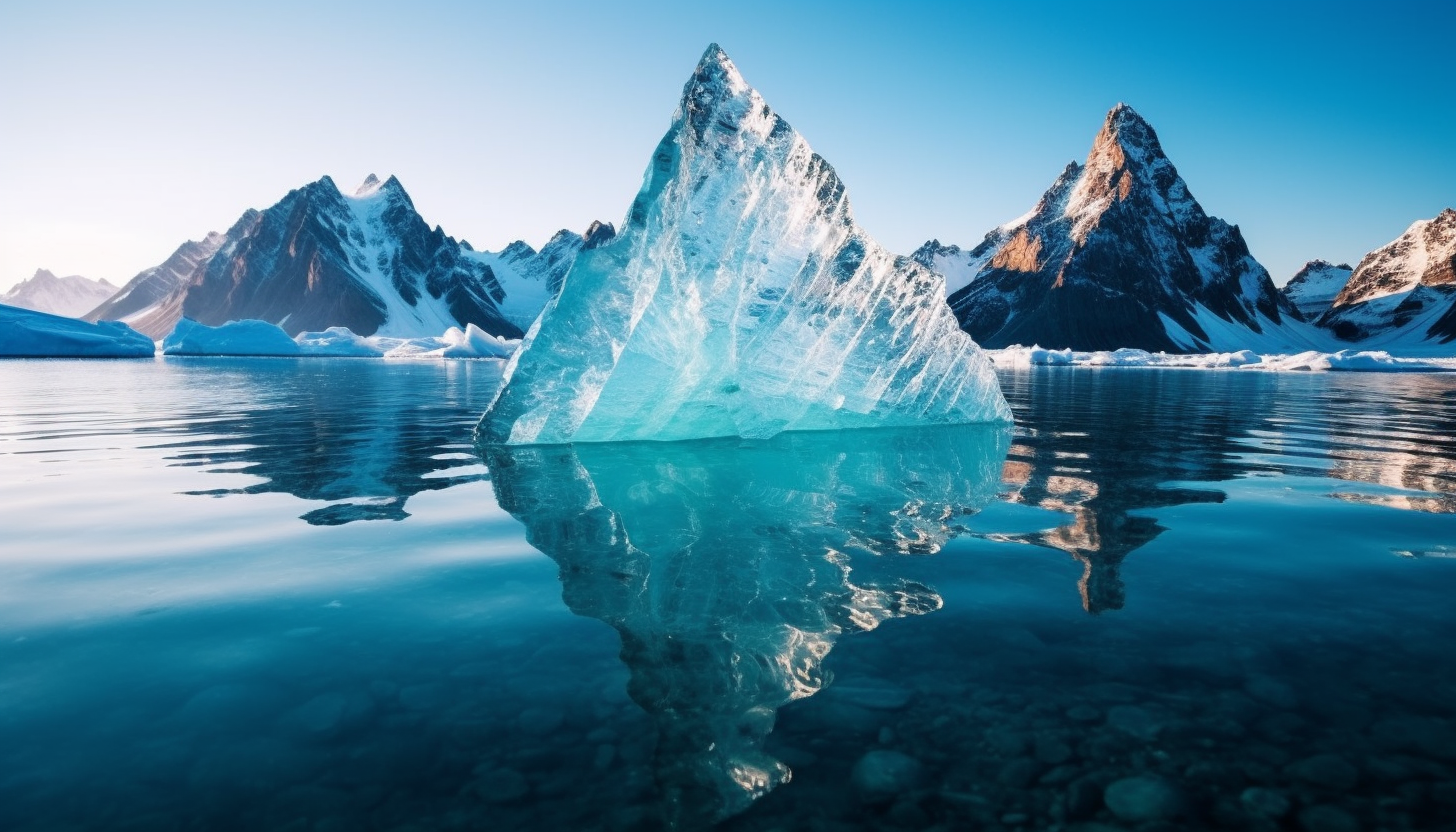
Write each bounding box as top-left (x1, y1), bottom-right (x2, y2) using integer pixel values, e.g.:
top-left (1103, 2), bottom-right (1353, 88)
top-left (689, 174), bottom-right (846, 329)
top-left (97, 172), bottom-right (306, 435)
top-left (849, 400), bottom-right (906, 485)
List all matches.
top-left (1281, 260), bottom-right (1352, 319)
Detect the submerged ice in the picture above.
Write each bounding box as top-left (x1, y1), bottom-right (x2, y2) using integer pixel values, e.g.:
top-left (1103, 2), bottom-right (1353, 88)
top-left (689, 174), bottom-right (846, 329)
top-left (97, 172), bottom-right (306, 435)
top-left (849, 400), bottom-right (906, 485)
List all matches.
top-left (478, 45), bottom-right (1009, 445)
top-left (483, 424), bottom-right (1010, 826)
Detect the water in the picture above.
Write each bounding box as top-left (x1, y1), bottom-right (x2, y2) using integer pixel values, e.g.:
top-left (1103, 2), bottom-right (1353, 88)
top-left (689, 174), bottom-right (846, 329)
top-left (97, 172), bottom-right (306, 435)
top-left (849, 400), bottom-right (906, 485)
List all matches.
top-left (1, 359), bottom-right (1454, 831)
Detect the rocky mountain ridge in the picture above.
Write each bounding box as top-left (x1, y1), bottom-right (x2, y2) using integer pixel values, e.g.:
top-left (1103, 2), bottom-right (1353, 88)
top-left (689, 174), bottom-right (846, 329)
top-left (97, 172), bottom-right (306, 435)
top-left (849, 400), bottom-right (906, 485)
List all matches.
top-left (86, 175), bottom-right (610, 340)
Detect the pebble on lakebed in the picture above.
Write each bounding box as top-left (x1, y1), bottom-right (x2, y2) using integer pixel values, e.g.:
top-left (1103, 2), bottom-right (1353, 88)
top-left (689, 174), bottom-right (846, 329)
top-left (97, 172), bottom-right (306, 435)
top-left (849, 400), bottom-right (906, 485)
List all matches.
top-left (850, 750), bottom-right (924, 804)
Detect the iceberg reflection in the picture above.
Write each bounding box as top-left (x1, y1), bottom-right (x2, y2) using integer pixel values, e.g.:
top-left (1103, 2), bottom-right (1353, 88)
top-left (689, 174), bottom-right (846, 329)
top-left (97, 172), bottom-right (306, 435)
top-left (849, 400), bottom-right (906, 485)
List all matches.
top-left (483, 424), bottom-right (1009, 827)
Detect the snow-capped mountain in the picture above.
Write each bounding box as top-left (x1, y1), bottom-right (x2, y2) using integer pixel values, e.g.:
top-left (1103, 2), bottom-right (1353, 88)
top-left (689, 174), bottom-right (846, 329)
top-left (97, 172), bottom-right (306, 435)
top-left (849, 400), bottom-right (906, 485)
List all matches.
top-left (915, 105), bottom-right (1313, 353)
top-left (479, 45), bottom-right (1008, 445)
top-left (2, 269), bottom-right (118, 317)
top-left (1319, 209), bottom-right (1456, 344)
top-left (88, 174), bottom-right (611, 339)
top-left (1280, 260), bottom-right (1352, 319)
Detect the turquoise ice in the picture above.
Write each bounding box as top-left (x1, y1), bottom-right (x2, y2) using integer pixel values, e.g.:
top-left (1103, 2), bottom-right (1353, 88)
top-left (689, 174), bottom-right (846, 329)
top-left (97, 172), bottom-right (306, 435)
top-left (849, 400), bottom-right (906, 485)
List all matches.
top-left (477, 45), bottom-right (1009, 445)
top-left (483, 423), bottom-right (1010, 825)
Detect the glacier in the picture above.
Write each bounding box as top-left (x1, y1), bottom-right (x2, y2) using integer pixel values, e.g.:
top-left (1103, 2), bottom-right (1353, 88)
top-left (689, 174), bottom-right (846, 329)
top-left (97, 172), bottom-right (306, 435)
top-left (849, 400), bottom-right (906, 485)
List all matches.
top-left (1, 303), bottom-right (154, 358)
top-left (483, 423), bottom-right (1009, 826)
top-left (477, 44), bottom-right (1009, 445)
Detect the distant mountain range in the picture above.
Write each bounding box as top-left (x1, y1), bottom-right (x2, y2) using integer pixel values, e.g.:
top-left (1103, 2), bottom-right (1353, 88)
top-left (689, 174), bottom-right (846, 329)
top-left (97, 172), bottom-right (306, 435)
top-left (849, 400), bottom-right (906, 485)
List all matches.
top-left (1, 270), bottom-right (117, 318)
top-left (915, 106), bottom-right (1455, 353)
top-left (83, 174), bottom-right (611, 340)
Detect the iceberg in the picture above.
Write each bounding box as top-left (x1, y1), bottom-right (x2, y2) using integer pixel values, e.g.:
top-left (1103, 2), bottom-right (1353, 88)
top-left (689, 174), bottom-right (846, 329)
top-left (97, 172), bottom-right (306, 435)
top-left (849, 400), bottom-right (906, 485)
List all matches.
top-left (294, 326), bottom-right (386, 357)
top-left (478, 45), bottom-right (1009, 445)
top-left (0, 303), bottom-right (154, 357)
top-left (437, 323), bottom-right (514, 359)
top-left (162, 318), bottom-right (302, 356)
top-left (483, 423), bottom-right (1010, 826)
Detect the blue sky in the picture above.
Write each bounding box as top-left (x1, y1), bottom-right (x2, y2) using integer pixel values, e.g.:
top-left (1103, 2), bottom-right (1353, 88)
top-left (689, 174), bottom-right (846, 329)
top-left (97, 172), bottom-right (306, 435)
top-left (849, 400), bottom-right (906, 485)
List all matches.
top-left (2, 0), bottom-right (1453, 293)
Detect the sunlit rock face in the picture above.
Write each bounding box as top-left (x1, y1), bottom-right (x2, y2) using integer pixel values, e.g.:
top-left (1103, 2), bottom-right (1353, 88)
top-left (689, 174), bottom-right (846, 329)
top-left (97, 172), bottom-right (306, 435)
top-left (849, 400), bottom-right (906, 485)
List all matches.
top-left (86, 176), bottom-right (609, 340)
top-left (484, 424), bottom-right (1009, 826)
top-left (477, 45), bottom-right (1008, 445)
top-left (1320, 208), bottom-right (1456, 344)
top-left (917, 105), bottom-right (1309, 353)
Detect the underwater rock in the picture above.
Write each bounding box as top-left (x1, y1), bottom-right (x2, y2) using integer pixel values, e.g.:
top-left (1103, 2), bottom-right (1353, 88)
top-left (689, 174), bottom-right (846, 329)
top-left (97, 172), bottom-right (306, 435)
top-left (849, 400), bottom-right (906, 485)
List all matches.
top-left (1103, 775), bottom-right (1184, 823)
top-left (851, 750), bottom-right (924, 804)
top-left (1297, 804), bottom-right (1362, 832)
top-left (1240, 786), bottom-right (1293, 819)
top-left (1287, 754), bottom-right (1361, 791)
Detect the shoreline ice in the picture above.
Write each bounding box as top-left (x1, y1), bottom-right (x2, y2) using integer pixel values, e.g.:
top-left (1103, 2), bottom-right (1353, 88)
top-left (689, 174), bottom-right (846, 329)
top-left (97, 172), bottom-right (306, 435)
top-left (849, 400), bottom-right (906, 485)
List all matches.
top-left (988, 345), bottom-right (1456, 373)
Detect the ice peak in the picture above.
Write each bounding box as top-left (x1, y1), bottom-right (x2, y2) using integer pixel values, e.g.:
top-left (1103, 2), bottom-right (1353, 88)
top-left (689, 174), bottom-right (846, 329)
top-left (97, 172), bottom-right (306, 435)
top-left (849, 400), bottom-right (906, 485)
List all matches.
top-left (695, 42), bottom-right (735, 77)
top-left (478, 46), bottom-right (1009, 445)
top-left (684, 43), bottom-right (750, 109)
top-left (355, 173), bottom-right (383, 196)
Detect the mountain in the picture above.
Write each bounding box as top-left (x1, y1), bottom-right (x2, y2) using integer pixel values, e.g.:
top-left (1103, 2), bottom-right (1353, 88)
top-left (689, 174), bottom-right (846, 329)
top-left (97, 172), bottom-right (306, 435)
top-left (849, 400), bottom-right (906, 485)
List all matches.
top-left (478, 45), bottom-right (1008, 445)
top-left (2, 270), bottom-right (118, 318)
top-left (88, 174), bottom-right (611, 339)
top-left (83, 231), bottom-right (232, 336)
top-left (915, 105), bottom-right (1311, 353)
top-left (1280, 260), bottom-right (1352, 319)
top-left (1318, 209), bottom-right (1456, 344)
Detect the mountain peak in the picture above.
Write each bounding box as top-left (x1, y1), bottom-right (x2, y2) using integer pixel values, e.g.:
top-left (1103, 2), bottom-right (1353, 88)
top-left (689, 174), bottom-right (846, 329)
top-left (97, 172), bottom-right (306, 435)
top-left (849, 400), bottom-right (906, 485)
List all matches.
top-left (355, 173), bottom-right (383, 196)
top-left (33, 268), bottom-right (58, 281)
top-left (684, 43), bottom-right (749, 111)
top-left (1096, 103), bottom-right (1164, 160)
top-left (1106, 102), bottom-right (1147, 127)
top-left (696, 42), bottom-right (732, 74)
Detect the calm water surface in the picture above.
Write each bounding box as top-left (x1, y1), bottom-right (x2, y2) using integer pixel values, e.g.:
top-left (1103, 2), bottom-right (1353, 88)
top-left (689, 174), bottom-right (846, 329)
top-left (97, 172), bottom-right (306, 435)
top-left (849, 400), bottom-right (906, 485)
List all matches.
top-left (1, 359), bottom-right (1454, 831)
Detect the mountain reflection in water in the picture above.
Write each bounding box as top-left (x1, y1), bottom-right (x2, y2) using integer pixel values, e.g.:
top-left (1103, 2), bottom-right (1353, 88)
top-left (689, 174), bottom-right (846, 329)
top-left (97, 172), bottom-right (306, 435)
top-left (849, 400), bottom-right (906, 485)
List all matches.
top-left (159, 360), bottom-right (495, 523)
top-left (483, 425), bottom-right (1010, 827)
top-left (991, 368), bottom-right (1456, 614)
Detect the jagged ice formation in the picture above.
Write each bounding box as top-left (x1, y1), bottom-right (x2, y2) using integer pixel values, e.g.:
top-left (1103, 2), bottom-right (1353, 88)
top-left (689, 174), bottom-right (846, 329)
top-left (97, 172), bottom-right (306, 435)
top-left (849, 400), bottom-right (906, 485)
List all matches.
top-left (478, 45), bottom-right (1009, 445)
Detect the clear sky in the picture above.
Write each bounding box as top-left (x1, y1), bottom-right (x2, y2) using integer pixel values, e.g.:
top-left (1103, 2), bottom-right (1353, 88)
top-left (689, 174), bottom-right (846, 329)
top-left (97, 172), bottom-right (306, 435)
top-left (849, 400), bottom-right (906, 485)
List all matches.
top-left (2, 0), bottom-right (1453, 294)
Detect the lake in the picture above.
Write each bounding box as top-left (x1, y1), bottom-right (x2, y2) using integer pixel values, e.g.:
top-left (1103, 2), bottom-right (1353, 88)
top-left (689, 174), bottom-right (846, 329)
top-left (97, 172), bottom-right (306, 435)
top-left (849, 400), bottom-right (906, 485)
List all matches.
top-left (1, 359), bottom-right (1454, 831)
